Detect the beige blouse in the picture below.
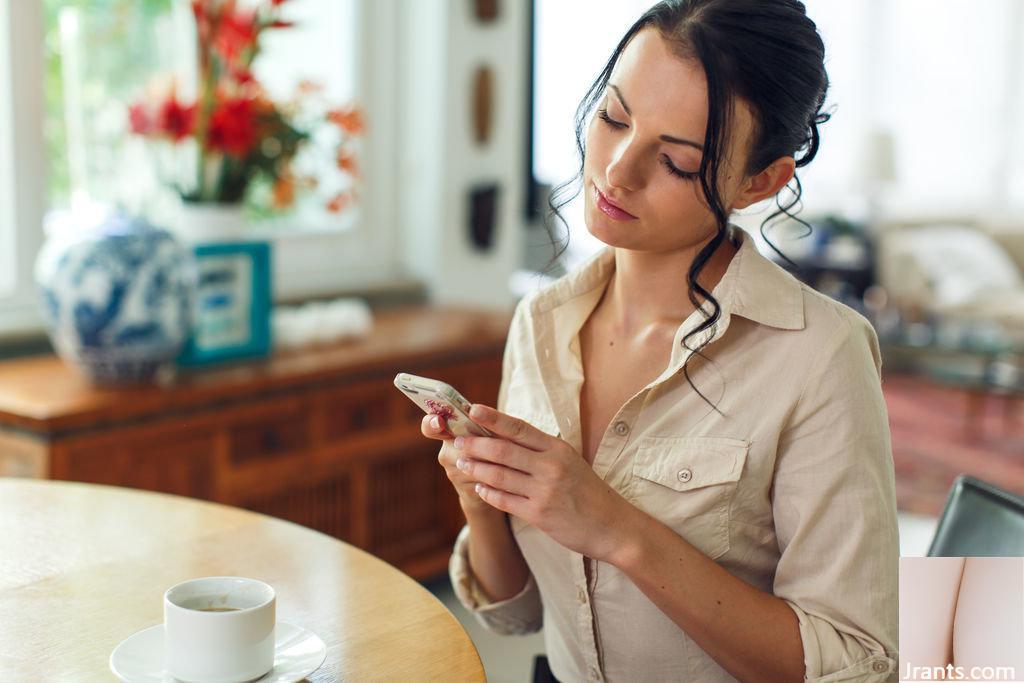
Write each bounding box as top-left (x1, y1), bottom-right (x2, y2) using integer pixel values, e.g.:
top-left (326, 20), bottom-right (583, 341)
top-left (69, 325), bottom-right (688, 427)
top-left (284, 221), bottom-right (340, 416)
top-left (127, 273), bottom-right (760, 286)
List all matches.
top-left (449, 225), bottom-right (899, 682)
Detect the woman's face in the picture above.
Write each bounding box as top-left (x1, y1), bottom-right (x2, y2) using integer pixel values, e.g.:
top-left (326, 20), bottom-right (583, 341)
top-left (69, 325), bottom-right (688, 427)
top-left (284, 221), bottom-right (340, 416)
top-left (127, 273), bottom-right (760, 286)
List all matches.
top-left (583, 27), bottom-right (756, 253)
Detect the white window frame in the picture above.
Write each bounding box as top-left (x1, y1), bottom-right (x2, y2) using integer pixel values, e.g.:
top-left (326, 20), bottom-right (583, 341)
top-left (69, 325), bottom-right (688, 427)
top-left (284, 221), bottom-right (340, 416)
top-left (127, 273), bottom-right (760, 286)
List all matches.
top-left (0, 0), bottom-right (407, 341)
top-left (0, 0), bottom-right (46, 340)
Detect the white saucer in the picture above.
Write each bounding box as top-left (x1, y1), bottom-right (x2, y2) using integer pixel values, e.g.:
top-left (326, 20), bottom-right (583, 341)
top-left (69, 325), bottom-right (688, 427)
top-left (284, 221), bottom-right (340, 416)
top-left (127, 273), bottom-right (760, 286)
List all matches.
top-left (109, 621), bottom-right (327, 683)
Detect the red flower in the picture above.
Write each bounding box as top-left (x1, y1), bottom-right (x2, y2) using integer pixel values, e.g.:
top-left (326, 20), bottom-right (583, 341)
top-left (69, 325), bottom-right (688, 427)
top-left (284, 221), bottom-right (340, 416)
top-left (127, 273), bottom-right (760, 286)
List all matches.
top-left (156, 96), bottom-right (196, 141)
top-left (215, 9), bottom-right (258, 65)
top-left (335, 149), bottom-right (359, 176)
top-left (271, 173), bottom-right (295, 208)
top-left (128, 102), bottom-right (154, 135)
top-left (206, 97), bottom-right (257, 157)
top-left (325, 191), bottom-right (351, 213)
top-left (327, 106), bottom-right (364, 135)
top-left (231, 66), bottom-right (255, 86)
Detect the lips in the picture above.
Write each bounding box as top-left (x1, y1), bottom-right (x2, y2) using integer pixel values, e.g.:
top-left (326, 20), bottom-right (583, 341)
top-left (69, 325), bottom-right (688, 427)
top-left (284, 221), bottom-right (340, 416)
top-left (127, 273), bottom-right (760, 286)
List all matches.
top-left (595, 185), bottom-right (638, 220)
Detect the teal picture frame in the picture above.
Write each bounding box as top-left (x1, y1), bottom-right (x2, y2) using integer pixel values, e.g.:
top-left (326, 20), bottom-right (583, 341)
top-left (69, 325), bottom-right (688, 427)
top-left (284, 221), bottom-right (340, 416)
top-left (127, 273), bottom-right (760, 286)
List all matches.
top-left (177, 241), bottom-right (272, 367)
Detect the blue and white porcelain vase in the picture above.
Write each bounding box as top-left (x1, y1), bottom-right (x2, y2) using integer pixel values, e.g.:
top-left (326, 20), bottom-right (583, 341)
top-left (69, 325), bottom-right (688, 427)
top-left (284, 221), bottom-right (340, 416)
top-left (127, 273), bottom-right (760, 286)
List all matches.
top-left (34, 208), bottom-right (198, 384)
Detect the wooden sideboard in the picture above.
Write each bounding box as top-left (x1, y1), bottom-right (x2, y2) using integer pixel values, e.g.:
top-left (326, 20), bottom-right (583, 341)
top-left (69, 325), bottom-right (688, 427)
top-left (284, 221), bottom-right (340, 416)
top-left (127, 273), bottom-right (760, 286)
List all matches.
top-left (0, 305), bottom-right (511, 581)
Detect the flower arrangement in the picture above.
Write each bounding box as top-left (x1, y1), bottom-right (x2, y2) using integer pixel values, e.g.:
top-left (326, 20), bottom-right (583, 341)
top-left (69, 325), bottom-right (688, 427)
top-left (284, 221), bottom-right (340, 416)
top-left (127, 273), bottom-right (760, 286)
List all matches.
top-left (127, 0), bottom-right (364, 214)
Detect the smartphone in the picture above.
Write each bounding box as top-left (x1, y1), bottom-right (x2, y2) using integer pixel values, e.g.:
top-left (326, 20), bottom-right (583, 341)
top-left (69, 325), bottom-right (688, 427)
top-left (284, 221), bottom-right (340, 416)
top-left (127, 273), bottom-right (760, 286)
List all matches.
top-left (394, 372), bottom-right (495, 438)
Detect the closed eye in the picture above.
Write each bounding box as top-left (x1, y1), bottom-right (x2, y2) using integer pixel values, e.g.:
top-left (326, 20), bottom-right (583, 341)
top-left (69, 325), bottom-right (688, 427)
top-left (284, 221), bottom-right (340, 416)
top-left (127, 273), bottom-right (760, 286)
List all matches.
top-left (596, 109), bottom-right (699, 180)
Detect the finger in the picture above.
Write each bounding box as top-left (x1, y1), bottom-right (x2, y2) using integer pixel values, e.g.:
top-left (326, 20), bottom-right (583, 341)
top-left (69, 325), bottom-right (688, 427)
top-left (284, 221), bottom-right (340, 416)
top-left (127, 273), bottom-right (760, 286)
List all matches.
top-left (474, 482), bottom-right (526, 516)
top-left (454, 435), bottom-right (534, 473)
top-left (421, 414), bottom-right (452, 439)
top-left (468, 404), bottom-right (550, 451)
top-left (456, 456), bottom-right (533, 498)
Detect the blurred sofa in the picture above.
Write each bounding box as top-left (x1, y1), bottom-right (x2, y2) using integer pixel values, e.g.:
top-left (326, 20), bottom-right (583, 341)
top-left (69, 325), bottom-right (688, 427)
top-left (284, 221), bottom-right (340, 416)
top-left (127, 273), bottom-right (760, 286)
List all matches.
top-left (875, 216), bottom-right (1024, 343)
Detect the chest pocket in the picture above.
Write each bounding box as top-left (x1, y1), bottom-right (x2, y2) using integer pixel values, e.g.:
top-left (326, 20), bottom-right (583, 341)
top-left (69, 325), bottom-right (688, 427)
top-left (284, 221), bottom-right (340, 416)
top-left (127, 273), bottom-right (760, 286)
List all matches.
top-left (629, 435), bottom-right (749, 560)
top-left (502, 379), bottom-right (560, 437)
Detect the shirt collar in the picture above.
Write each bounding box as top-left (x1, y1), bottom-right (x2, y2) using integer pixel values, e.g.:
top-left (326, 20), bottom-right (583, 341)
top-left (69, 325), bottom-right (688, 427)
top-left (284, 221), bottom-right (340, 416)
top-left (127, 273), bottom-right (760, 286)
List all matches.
top-left (529, 223), bottom-right (805, 332)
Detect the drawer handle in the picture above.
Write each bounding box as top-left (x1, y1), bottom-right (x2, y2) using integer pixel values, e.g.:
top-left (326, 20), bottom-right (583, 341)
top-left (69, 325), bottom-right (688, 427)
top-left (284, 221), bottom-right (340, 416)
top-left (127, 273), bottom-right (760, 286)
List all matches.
top-left (261, 430), bottom-right (281, 452)
top-left (352, 405), bottom-right (369, 430)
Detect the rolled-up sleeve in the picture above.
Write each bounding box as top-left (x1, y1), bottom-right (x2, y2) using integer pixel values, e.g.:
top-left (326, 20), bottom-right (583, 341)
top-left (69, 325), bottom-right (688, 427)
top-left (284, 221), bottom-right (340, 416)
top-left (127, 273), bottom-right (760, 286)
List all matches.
top-left (446, 296), bottom-right (543, 635)
top-left (771, 313), bottom-right (899, 682)
top-left (448, 524), bottom-right (543, 635)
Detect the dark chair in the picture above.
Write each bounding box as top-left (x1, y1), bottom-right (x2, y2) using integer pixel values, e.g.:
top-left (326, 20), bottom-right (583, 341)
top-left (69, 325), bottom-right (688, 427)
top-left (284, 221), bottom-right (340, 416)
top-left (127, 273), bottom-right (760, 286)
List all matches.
top-left (532, 654), bottom-right (559, 683)
top-left (927, 474), bottom-right (1024, 556)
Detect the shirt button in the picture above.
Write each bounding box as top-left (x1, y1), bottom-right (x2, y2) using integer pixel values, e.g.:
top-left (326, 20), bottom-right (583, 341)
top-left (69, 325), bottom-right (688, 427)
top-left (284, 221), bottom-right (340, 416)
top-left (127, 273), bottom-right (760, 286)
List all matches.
top-left (677, 468), bottom-right (692, 483)
top-left (613, 420), bottom-right (629, 436)
top-left (872, 661), bottom-right (887, 673)
top-left (577, 586), bottom-right (586, 603)
top-left (590, 666), bottom-right (600, 680)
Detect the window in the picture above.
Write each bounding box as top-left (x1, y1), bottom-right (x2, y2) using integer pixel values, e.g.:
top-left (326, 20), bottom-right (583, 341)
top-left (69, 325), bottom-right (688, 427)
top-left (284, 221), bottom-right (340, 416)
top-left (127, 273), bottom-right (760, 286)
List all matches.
top-left (805, 0), bottom-right (1024, 214)
top-left (0, 1), bottom-right (14, 296)
top-left (43, 0), bottom-right (359, 227)
top-left (0, 0), bottom-right (47, 336)
top-left (0, 0), bottom-right (402, 338)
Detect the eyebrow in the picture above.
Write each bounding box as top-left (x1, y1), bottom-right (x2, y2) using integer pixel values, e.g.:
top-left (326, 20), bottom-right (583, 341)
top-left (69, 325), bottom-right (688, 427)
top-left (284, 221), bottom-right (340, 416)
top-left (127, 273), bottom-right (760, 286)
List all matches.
top-left (608, 84), bottom-right (704, 152)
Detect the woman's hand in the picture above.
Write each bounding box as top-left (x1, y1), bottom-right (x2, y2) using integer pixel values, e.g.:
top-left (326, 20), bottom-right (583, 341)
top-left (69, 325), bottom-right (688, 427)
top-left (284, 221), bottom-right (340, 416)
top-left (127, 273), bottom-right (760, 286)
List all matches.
top-left (421, 413), bottom-right (504, 519)
top-left (448, 403), bottom-right (636, 563)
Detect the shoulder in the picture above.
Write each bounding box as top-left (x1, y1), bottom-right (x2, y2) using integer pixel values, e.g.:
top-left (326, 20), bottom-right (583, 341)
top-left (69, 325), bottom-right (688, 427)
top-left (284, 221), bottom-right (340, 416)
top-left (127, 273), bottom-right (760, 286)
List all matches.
top-left (794, 282), bottom-right (883, 380)
top-left (508, 290), bottom-right (538, 335)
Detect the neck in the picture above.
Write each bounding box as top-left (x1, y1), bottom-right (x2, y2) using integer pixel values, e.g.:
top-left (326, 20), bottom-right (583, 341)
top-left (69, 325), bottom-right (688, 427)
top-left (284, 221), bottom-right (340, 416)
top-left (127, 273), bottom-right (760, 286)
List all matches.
top-left (600, 228), bottom-right (739, 339)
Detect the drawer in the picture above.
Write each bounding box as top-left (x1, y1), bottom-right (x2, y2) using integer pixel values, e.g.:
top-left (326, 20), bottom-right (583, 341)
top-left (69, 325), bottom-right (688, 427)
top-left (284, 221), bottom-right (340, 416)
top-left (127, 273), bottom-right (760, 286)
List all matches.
top-left (59, 427), bottom-right (218, 499)
top-left (228, 402), bottom-right (311, 466)
top-left (316, 379), bottom-right (404, 443)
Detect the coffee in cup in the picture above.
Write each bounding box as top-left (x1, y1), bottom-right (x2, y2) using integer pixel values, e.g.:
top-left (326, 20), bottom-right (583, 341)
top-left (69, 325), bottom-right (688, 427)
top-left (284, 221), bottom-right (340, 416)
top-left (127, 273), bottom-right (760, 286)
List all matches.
top-left (164, 576), bottom-right (276, 682)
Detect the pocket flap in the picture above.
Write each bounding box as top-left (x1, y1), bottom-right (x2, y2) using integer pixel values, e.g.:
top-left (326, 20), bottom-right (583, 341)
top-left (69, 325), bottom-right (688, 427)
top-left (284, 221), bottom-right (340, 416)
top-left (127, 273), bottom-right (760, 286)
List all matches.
top-left (520, 409), bottom-right (560, 437)
top-left (633, 436), bottom-right (749, 492)
top-left (503, 398), bottom-right (560, 438)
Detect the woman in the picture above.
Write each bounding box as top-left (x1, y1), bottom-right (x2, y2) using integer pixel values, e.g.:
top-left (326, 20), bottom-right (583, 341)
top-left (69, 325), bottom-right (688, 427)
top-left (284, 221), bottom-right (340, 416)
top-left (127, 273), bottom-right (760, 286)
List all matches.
top-left (422, 1), bottom-right (898, 681)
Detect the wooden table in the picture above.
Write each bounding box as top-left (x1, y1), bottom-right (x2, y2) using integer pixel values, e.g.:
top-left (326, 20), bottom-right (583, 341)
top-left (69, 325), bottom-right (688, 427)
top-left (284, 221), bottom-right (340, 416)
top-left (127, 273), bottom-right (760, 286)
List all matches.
top-left (0, 479), bottom-right (485, 681)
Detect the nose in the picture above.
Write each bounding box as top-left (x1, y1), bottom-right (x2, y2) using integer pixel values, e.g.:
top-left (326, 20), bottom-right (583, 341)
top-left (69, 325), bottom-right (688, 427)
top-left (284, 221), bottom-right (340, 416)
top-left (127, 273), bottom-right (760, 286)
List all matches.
top-left (605, 140), bottom-right (641, 193)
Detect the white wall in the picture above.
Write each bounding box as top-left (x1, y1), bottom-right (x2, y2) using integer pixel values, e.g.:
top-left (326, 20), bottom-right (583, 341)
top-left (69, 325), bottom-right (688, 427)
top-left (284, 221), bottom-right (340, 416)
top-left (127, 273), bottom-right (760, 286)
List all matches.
top-left (398, 0), bottom-right (530, 310)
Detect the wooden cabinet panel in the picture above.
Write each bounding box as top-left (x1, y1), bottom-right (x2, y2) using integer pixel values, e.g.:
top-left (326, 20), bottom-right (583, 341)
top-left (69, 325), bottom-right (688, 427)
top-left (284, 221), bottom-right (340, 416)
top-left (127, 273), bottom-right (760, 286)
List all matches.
top-left (58, 429), bottom-right (218, 500)
top-left (0, 432), bottom-right (48, 478)
top-left (241, 472), bottom-right (354, 544)
top-left (368, 441), bottom-right (454, 566)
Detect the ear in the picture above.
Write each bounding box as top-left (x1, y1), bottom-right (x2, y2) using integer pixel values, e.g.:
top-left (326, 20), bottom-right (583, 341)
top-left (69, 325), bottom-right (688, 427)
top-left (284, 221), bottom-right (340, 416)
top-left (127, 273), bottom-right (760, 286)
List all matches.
top-left (730, 156), bottom-right (796, 211)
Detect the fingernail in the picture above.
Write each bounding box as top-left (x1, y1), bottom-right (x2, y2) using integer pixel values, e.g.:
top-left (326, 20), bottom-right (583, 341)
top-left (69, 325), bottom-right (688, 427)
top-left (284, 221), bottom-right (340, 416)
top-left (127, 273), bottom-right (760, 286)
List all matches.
top-left (453, 436), bottom-right (463, 450)
top-left (431, 416), bottom-right (440, 429)
top-left (456, 458), bottom-right (468, 471)
top-left (475, 483), bottom-right (485, 494)
top-left (469, 405), bottom-right (484, 419)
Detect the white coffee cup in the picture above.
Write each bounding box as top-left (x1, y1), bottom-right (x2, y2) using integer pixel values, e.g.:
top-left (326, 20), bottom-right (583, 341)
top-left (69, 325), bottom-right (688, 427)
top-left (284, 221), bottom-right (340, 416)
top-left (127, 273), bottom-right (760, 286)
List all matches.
top-left (164, 576), bottom-right (276, 682)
